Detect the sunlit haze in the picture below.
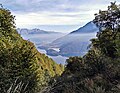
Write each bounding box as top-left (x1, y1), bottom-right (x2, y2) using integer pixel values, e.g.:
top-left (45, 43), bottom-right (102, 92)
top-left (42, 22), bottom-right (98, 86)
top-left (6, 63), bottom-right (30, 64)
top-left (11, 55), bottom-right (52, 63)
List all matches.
top-left (0, 0), bottom-right (120, 32)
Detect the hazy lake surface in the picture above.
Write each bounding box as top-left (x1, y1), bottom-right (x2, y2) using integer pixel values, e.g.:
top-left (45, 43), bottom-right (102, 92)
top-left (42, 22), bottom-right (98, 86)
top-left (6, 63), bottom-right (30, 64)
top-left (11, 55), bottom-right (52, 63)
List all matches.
top-left (20, 33), bottom-right (96, 64)
top-left (37, 48), bottom-right (68, 64)
top-left (21, 33), bottom-right (66, 45)
top-left (21, 33), bottom-right (68, 64)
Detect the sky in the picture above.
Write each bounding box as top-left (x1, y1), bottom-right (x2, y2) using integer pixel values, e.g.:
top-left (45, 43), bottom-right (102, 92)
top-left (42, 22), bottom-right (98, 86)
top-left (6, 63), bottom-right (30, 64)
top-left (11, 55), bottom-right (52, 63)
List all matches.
top-left (0, 0), bottom-right (120, 33)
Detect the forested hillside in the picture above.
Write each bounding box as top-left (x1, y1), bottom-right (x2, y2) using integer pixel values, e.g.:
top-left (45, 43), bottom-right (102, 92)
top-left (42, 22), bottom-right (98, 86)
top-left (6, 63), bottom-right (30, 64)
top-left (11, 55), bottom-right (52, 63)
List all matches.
top-left (0, 6), bottom-right (64, 93)
top-left (42, 2), bottom-right (120, 93)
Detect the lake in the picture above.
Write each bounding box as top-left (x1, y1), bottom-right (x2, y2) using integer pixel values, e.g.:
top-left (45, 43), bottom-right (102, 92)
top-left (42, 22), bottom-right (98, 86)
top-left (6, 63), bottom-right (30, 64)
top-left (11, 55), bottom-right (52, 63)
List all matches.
top-left (21, 33), bottom-right (68, 64)
top-left (37, 48), bottom-right (68, 64)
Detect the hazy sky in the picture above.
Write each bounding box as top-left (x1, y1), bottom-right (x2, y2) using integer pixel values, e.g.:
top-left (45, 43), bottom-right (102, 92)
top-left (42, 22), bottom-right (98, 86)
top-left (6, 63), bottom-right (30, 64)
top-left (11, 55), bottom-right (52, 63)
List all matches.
top-left (0, 0), bottom-right (120, 32)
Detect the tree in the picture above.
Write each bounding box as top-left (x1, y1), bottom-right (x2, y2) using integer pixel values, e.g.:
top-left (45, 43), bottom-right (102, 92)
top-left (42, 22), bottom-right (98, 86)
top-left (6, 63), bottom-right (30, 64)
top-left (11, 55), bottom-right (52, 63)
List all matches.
top-left (93, 2), bottom-right (120, 31)
top-left (42, 2), bottom-right (120, 93)
top-left (0, 6), bottom-right (64, 93)
top-left (92, 2), bottom-right (120, 58)
top-left (0, 39), bottom-right (39, 93)
top-left (0, 5), bottom-right (16, 35)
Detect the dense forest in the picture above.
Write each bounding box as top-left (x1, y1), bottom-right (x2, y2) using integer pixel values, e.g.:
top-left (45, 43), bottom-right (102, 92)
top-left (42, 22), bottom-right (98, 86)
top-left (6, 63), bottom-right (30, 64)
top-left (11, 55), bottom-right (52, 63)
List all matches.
top-left (42, 2), bottom-right (120, 93)
top-left (0, 5), bottom-right (64, 93)
top-left (0, 2), bottom-right (120, 93)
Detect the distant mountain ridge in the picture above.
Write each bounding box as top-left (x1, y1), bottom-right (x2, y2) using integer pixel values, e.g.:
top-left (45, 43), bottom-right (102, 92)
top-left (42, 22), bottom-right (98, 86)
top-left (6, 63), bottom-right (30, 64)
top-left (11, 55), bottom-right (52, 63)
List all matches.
top-left (17, 28), bottom-right (61, 34)
top-left (70, 21), bottom-right (98, 34)
top-left (39, 21), bottom-right (98, 57)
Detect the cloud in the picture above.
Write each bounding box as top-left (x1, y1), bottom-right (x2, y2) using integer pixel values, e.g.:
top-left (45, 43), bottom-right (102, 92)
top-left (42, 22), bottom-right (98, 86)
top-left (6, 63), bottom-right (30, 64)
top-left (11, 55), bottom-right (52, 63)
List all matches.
top-left (0, 0), bottom-right (120, 30)
top-left (1, 0), bottom-right (115, 13)
top-left (14, 12), bottom-right (87, 26)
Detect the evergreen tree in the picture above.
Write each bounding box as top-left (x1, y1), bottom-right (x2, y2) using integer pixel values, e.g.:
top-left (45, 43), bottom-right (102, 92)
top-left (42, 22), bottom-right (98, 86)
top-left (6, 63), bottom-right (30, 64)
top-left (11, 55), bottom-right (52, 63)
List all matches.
top-left (42, 2), bottom-right (120, 93)
top-left (0, 6), bottom-right (64, 93)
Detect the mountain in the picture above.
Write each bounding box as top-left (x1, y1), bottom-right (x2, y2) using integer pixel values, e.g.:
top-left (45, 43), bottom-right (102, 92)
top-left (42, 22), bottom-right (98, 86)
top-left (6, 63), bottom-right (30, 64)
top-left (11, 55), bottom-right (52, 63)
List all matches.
top-left (17, 28), bottom-right (65, 48)
top-left (70, 21), bottom-right (98, 34)
top-left (17, 28), bottom-right (61, 34)
top-left (39, 21), bottom-right (98, 57)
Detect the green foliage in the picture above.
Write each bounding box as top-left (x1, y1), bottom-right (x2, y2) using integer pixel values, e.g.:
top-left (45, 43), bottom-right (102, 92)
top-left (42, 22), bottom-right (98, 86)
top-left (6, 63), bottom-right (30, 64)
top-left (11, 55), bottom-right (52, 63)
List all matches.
top-left (0, 5), bottom-right (17, 35)
top-left (42, 2), bottom-right (120, 93)
top-left (93, 1), bottom-right (120, 31)
top-left (65, 56), bottom-right (83, 74)
top-left (93, 2), bottom-right (120, 58)
top-left (0, 38), bottom-right (35, 93)
top-left (0, 6), bottom-right (64, 93)
top-left (92, 2), bottom-right (120, 58)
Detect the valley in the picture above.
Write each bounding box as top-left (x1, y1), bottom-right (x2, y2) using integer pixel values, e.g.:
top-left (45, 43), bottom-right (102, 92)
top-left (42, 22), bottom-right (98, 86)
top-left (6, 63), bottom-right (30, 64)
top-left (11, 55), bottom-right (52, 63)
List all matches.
top-left (37, 21), bottom-right (98, 57)
top-left (18, 22), bottom-right (98, 64)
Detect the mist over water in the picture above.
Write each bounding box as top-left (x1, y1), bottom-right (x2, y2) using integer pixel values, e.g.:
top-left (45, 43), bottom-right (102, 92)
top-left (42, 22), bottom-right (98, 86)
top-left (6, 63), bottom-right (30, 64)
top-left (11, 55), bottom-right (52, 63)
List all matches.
top-left (21, 33), bottom-right (68, 64)
top-left (21, 33), bottom-right (66, 45)
top-left (37, 48), bottom-right (67, 64)
top-left (20, 32), bottom-right (97, 64)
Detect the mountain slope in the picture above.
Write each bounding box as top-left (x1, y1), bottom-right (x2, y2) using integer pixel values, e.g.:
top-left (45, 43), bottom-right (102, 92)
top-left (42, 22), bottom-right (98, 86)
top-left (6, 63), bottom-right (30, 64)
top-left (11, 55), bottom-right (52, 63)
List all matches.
top-left (70, 21), bottom-right (98, 34)
top-left (42, 21), bottom-right (98, 57)
top-left (17, 28), bottom-right (61, 34)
